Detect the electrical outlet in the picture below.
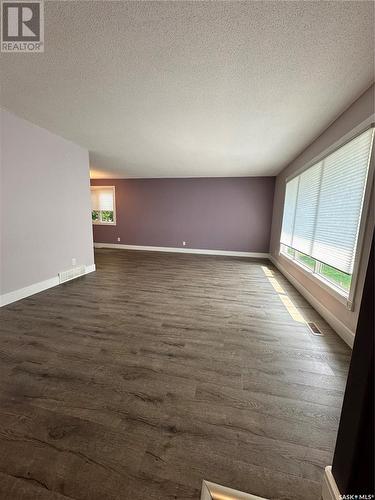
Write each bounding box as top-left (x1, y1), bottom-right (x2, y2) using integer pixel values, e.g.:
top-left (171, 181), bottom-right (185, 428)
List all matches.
top-left (72, 258), bottom-right (76, 266)
top-left (117, 237), bottom-right (121, 242)
top-left (182, 241), bottom-right (186, 246)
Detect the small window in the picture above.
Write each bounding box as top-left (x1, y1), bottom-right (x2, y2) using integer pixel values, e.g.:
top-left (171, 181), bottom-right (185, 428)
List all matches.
top-left (91, 186), bottom-right (116, 225)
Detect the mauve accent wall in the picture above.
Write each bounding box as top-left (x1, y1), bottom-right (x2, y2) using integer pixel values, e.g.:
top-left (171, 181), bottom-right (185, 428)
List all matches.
top-left (91, 177), bottom-right (275, 253)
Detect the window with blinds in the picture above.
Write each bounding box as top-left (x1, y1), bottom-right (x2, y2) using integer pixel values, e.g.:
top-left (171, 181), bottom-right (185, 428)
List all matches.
top-left (91, 186), bottom-right (116, 224)
top-left (280, 127), bottom-right (374, 294)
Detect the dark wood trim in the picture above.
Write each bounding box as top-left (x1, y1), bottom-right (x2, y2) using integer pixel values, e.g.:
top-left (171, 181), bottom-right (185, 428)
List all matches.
top-left (332, 234), bottom-right (374, 495)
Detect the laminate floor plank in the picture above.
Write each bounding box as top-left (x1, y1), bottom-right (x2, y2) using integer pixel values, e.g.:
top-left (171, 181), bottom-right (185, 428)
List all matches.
top-left (0, 471), bottom-right (74, 500)
top-left (0, 249), bottom-right (350, 499)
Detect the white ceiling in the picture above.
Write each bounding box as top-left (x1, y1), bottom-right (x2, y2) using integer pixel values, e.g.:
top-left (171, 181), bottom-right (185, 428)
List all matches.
top-left (1, 1), bottom-right (374, 178)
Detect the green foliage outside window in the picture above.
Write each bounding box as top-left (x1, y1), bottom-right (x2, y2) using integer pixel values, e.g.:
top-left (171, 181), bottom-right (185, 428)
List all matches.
top-left (91, 210), bottom-right (114, 224)
top-left (92, 210), bottom-right (100, 221)
top-left (295, 251), bottom-right (315, 271)
top-left (319, 263), bottom-right (352, 291)
top-left (281, 244), bottom-right (352, 293)
top-left (101, 211), bottom-right (114, 222)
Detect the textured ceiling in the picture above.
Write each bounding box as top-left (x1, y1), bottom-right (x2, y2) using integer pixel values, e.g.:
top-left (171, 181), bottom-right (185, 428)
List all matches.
top-left (1, 1), bottom-right (374, 178)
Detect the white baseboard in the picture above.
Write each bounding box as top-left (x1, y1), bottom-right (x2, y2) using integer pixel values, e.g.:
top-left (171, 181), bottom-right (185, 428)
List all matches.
top-left (322, 466), bottom-right (341, 500)
top-left (85, 264), bottom-right (96, 274)
top-left (270, 256), bottom-right (355, 348)
top-left (94, 242), bottom-right (269, 259)
top-left (0, 264), bottom-right (96, 307)
top-left (0, 276), bottom-right (60, 307)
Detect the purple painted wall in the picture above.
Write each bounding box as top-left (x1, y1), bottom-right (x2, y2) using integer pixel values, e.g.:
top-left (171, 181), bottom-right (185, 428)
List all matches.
top-left (91, 177), bottom-right (275, 252)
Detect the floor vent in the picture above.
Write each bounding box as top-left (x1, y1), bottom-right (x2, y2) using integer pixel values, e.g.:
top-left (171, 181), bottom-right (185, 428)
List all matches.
top-left (59, 265), bottom-right (86, 284)
top-left (307, 322), bottom-right (324, 336)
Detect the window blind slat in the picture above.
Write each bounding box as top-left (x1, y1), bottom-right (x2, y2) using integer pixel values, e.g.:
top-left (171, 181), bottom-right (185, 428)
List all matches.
top-left (311, 130), bottom-right (373, 274)
top-left (98, 189), bottom-right (114, 211)
top-left (91, 187), bottom-right (114, 211)
top-left (280, 176), bottom-right (299, 246)
top-left (280, 128), bottom-right (374, 275)
top-left (291, 162), bottom-right (322, 255)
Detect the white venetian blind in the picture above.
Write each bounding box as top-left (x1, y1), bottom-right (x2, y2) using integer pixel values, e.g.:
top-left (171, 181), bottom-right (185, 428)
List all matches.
top-left (291, 162), bottom-right (322, 255)
top-left (311, 129), bottom-right (373, 274)
top-left (280, 176), bottom-right (299, 246)
top-left (91, 187), bottom-right (114, 211)
top-left (281, 127), bottom-right (374, 274)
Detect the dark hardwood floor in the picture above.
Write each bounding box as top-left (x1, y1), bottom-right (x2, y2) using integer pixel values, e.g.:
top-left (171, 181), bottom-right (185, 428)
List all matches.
top-left (0, 249), bottom-right (351, 500)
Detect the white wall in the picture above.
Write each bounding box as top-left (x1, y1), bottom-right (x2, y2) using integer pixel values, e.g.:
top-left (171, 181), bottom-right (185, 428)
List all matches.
top-left (0, 109), bottom-right (94, 303)
top-left (269, 85), bottom-right (374, 346)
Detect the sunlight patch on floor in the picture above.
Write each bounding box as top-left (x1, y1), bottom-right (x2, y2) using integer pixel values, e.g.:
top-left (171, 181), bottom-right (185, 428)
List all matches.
top-left (261, 265), bottom-right (306, 324)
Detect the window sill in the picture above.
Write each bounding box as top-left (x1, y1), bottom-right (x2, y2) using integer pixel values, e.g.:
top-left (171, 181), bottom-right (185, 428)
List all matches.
top-left (278, 251), bottom-right (351, 309)
top-left (92, 222), bottom-right (116, 226)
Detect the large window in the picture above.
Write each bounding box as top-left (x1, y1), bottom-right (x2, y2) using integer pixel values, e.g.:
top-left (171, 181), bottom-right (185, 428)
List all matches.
top-left (91, 186), bottom-right (116, 225)
top-left (280, 127), bottom-right (374, 297)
